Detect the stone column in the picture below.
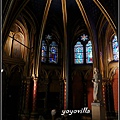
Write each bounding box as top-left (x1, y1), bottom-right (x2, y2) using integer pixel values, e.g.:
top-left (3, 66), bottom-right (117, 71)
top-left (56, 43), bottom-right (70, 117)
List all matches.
top-left (21, 77), bottom-right (31, 120)
top-left (106, 80), bottom-right (115, 118)
top-left (30, 77), bottom-right (38, 120)
top-left (59, 79), bottom-right (64, 110)
top-left (102, 78), bottom-right (107, 118)
top-left (24, 77), bottom-right (31, 113)
top-left (63, 79), bottom-right (67, 110)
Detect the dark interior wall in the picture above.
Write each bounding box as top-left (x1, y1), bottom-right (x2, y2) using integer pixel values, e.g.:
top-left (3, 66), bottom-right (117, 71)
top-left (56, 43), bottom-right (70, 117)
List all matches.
top-left (5, 67), bottom-right (22, 119)
top-left (48, 73), bottom-right (60, 110)
top-left (2, 61), bottom-right (25, 120)
top-left (72, 68), bottom-right (93, 110)
top-left (2, 69), bottom-right (8, 119)
top-left (86, 70), bottom-right (93, 109)
top-left (72, 72), bottom-right (84, 109)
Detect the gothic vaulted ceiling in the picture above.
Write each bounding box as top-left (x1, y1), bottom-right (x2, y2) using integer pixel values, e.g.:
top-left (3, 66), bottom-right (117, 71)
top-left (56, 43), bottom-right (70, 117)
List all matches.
top-left (24, 0), bottom-right (117, 37)
top-left (2, 0), bottom-right (118, 45)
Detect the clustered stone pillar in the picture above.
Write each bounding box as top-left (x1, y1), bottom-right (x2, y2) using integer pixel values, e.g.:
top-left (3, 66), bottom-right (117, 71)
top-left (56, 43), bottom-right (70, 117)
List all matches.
top-left (102, 79), bottom-right (107, 117)
top-left (63, 79), bottom-right (67, 110)
top-left (30, 77), bottom-right (38, 120)
top-left (60, 79), bottom-right (64, 110)
top-left (106, 80), bottom-right (115, 118)
top-left (21, 77), bottom-right (31, 120)
top-left (24, 77), bottom-right (31, 113)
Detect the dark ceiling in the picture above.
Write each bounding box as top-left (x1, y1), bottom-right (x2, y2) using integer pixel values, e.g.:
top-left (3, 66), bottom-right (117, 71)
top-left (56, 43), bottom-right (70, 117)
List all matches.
top-left (9, 0), bottom-right (117, 43)
top-left (24, 0), bottom-right (102, 40)
top-left (26, 0), bottom-right (101, 25)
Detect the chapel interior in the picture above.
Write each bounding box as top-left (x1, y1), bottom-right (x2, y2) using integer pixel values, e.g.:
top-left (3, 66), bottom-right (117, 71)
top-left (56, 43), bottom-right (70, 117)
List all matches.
top-left (2, 0), bottom-right (119, 120)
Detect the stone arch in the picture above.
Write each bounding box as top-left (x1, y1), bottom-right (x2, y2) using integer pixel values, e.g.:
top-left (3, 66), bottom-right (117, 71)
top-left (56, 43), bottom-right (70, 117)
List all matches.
top-left (109, 66), bottom-right (118, 81)
top-left (39, 68), bottom-right (48, 81)
top-left (48, 69), bottom-right (61, 80)
top-left (72, 70), bottom-right (83, 78)
top-left (10, 65), bottom-right (24, 75)
top-left (84, 68), bottom-right (93, 80)
top-left (5, 65), bottom-right (24, 119)
top-left (48, 69), bottom-right (61, 90)
top-left (2, 63), bottom-right (9, 76)
top-left (46, 69), bottom-right (61, 110)
top-left (105, 66), bottom-right (119, 116)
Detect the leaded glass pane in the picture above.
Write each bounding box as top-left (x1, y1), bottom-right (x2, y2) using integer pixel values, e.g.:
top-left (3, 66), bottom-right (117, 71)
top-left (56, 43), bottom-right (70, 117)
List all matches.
top-left (86, 41), bottom-right (93, 63)
top-left (112, 35), bottom-right (119, 61)
top-left (41, 40), bottom-right (47, 62)
top-left (49, 41), bottom-right (58, 63)
top-left (74, 41), bottom-right (84, 64)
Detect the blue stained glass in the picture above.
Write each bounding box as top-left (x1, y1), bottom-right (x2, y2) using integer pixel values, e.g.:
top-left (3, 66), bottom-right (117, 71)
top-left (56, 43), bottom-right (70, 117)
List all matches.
top-left (74, 41), bottom-right (83, 64)
top-left (49, 41), bottom-right (58, 63)
top-left (86, 41), bottom-right (93, 63)
top-left (75, 59), bottom-right (83, 64)
top-left (112, 35), bottom-right (119, 61)
top-left (41, 40), bottom-right (47, 62)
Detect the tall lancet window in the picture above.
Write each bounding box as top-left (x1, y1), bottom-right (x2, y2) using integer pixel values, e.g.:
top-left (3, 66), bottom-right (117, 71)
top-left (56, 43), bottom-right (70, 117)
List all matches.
top-left (74, 34), bottom-right (93, 64)
top-left (41, 40), bottom-right (47, 62)
top-left (41, 34), bottom-right (58, 64)
top-left (86, 41), bottom-right (93, 63)
top-left (74, 41), bottom-right (84, 64)
top-left (112, 35), bottom-right (119, 61)
top-left (49, 41), bottom-right (58, 63)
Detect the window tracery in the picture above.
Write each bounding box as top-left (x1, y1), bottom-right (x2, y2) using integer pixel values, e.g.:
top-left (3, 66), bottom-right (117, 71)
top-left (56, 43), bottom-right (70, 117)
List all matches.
top-left (74, 34), bottom-right (93, 64)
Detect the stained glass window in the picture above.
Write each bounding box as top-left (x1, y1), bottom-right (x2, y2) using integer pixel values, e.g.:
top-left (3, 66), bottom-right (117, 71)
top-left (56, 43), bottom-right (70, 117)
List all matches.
top-left (112, 35), bottom-right (119, 61)
top-left (74, 34), bottom-right (93, 64)
top-left (49, 41), bottom-right (58, 63)
top-left (86, 41), bottom-right (93, 63)
top-left (81, 34), bottom-right (88, 41)
top-left (74, 41), bottom-right (84, 64)
top-left (41, 40), bottom-right (47, 62)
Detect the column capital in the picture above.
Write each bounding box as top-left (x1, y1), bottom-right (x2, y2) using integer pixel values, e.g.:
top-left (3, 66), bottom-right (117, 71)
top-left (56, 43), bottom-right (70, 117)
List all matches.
top-left (26, 76), bottom-right (32, 79)
top-left (32, 77), bottom-right (38, 82)
top-left (102, 77), bottom-right (109, 82)
top-left (23, 76), bottom-right (32, 84)
top-left (62, 78), bottom-right (66, 84)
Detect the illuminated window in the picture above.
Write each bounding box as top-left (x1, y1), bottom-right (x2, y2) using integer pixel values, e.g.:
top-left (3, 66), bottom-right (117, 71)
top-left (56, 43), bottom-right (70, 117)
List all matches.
top-left (112, 35), bottom-right (119, 61)
top-left (86, 41), bottom-right (93, 63)
top-left (41, 40), bottom-right (47, 62)
top-left (41, 35), bottom-right (58, 64)
top-left (74, 34), bottom-right (93, 64)
top-left (74, 41), bottom-right (84, 64)
top-left (49, 41), bottom-right (58, 63)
